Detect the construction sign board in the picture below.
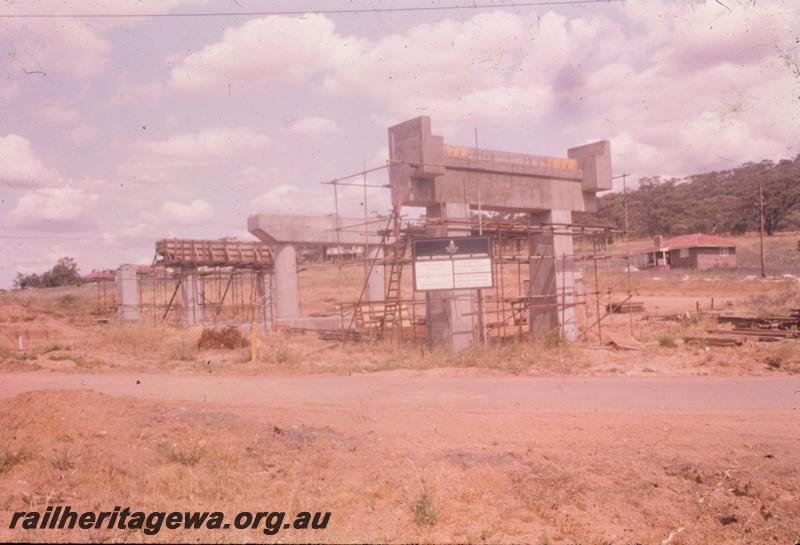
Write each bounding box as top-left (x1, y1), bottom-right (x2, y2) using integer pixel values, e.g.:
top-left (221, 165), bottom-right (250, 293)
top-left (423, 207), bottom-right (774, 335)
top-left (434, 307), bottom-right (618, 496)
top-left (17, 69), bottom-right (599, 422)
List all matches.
top-left (412, 236), bottom-right (493, 291)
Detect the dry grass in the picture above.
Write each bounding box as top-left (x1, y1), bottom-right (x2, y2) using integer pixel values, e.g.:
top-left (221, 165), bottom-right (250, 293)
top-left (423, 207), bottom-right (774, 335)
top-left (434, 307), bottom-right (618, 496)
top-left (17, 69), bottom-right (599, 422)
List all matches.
top-left (412, 482), bottom-right (438, 526)
top-left (161, 441), bottom-right (207, 466)
top-left (258, 337), bottom-right (298, 365)
top-left (0, 284), bottom-right (98, 317)
top-left (764, 343), bottom-right (798, 369)
top-left (92, 324), bottom-right (201, 363)
top-left (746, 290), bottom-right (800, 315)
top-left (0, 447), bottom-right (32, 474)
top-left (45, 449), bottom-right (76, 471)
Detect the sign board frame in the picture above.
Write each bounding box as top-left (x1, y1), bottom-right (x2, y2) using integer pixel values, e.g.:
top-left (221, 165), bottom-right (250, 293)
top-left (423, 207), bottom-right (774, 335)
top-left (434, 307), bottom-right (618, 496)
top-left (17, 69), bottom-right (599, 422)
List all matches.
top-left (412, 236), bottom-right (494, 291)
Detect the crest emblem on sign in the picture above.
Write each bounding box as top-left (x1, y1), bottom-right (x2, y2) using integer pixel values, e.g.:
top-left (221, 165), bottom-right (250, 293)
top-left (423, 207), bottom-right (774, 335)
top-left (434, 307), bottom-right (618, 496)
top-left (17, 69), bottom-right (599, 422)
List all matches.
top-left (445, 240), bottom-right (459, 254)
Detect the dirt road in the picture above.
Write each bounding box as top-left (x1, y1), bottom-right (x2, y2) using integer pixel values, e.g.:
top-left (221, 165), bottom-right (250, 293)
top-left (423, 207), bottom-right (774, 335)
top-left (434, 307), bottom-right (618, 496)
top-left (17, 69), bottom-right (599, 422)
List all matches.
top-left (1, 372), bottom-right (798, 543)
top-left (1, 371), bottom-right (798, 409)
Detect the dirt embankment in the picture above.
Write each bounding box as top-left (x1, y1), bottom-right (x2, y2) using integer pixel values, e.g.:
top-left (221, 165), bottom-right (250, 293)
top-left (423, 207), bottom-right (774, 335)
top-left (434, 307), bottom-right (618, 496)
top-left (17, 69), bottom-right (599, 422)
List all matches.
top-left (0, 379), bottom-right (797, 544)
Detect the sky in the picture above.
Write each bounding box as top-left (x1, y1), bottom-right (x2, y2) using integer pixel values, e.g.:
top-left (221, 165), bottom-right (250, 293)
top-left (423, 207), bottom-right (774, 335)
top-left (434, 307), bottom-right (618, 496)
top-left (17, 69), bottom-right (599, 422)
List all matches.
top-left (0, 0), bottom-right (798, 287)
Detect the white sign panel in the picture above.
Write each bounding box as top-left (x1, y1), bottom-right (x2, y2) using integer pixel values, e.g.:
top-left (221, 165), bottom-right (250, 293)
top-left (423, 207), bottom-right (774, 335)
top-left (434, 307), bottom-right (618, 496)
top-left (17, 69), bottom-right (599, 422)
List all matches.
top-left (412, 237), bottom-right (493, 291)
top-left (415, 260), bottom-right (457, 290)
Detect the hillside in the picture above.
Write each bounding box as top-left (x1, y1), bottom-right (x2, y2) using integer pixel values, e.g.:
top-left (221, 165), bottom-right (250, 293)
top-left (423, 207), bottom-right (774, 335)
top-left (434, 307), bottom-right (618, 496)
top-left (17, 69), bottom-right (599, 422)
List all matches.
top-left (592, 155), bottom-right (800, 238)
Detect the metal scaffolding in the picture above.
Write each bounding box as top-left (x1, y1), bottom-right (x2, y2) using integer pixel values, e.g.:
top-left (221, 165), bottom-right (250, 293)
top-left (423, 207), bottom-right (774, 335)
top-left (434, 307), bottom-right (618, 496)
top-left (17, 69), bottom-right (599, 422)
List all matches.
top-left (334, 213), bottom-right (632, 345)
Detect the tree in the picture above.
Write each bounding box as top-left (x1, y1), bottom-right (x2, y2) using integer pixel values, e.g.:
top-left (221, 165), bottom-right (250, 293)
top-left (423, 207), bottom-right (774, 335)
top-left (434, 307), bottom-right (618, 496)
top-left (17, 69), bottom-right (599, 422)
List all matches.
top-left (13, 257), bottom-right (81, 289)
top-left (762, 158), bottom-right (800, 235)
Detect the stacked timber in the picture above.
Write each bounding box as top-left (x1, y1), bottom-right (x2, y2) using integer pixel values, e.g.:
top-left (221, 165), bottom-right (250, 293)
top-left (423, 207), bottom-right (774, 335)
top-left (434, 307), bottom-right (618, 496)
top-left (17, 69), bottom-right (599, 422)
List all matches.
top-left (683, 335), bottom-right (744, 347)
top-left (155, 239), bottom-right (273, 268)
top-left (607, 301), bottom-right (645, 314)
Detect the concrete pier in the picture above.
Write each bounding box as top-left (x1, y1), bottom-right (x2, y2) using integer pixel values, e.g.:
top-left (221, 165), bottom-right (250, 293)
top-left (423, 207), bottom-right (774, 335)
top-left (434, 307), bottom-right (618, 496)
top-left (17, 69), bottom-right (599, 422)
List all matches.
top-left (273, 243), bottom-right (300, 320)
top-left (529, 210), bottom-right (576, 341)
top-left (247, 214), bottom-right (389, 323)
top-left (180, 272), bottom-right (203, 325)
top-left (116, 264), bottom-right (140, 324)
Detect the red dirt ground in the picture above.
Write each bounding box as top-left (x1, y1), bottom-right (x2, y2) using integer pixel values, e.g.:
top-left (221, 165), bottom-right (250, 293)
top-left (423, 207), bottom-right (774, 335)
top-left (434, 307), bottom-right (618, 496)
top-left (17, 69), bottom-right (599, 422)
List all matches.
top-left (0, 373), bottom-right (797, 544)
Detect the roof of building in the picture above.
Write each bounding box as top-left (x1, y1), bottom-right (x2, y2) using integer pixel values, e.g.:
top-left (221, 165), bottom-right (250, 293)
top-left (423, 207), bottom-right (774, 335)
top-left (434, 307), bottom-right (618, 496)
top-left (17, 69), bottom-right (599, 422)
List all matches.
top-left (638, 232), bottom-right (736, 253)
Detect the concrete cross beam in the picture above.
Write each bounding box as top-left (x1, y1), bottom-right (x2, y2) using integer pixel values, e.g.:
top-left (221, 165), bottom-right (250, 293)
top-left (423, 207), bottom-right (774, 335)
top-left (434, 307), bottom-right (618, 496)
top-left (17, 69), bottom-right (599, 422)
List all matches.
top-left (388, 116), bottom-right (612, 213)
top-left (247, 214), bottom-right (386, 247)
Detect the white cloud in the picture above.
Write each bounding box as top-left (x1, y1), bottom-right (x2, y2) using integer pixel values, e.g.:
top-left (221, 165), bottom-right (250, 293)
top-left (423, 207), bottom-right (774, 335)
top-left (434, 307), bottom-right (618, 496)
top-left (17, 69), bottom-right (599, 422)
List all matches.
top-left (563, 1), bottom-right (800, 177)
top-left (139, 127), bottom-right (269, 163)
top-left (323, 10), bottom-right (560, 127)
top-left (120, 127), bottom-right (271, 182)
top-left (251, 180), bottom-right (390, 218)
top-left (169, 14), bottom-right (368, 92)
top-left (288, 116), bottom-right (342, 136)
top-left (252, 184), bottom-right (307, 215)
top-left (157, 199), bottom-right (215, 225)
top-left (132, 127), bottom-right (270, 166)
top-left (0, 134), bottom-right (59, 186)
top-left (9, 187), bottom-right (98, 226)
top-left (167, 2), bottom-right (798, 176)
top-left (0, 20), bottom-right (111, 79)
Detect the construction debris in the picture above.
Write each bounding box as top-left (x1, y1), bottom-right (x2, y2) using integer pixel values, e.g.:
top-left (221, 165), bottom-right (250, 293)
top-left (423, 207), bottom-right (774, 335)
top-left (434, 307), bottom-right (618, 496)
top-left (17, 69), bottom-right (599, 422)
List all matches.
top-left (683, 335), bottom-right (744, 347)
top-left (316, 329), bottom-right (377, 342)
top-left (607, 300), bottom-right (645, 314)
top-left (707, 328), bottom-right (795, 342)
top-left (646, 311), bottom-right (720, 322)
top-left (606, 332), bottom-right (644, 350)
top-left (718, 310), bottom-right (800, 331)
top-left (710, 309), bottom-right (800, 341)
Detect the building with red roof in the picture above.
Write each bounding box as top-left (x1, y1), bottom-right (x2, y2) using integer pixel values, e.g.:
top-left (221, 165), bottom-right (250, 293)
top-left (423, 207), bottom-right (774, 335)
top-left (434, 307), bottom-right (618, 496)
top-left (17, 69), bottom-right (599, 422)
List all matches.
top-left (634, 233), bottom-right (736, 270)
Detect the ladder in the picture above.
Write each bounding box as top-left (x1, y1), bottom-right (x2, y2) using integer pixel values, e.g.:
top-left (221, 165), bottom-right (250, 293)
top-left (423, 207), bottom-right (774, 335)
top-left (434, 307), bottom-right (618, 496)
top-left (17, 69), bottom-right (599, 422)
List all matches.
top-left (380, 233), bottom-right (408, 332)
top-left (345, 207), bottom-right (400, 336)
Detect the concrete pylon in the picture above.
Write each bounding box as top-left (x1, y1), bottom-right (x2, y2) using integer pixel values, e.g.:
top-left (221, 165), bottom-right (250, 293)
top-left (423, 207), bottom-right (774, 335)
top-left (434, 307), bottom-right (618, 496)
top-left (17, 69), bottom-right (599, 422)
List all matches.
top-left (181, 272), bottom-right (204, 325)
top-left (529, 210), bottom-right (576, 341)
top-left (116, 264), bottom-right (140, 324)
top-left (274, 243), bottom-right (300, 320)
top-left (425, 202), bottom-right (475, 351)
top-left (365, 245), bottom-right (385, 302)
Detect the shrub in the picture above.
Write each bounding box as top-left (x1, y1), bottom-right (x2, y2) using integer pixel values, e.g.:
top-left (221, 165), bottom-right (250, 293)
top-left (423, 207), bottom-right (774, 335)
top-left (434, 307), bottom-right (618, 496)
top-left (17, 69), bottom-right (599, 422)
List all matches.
top-left (765, 344), bottom-right (796, 369)
top-left (197, 326), bottom-right (247, 350)
top-left (658, 335), bottom-right (677, 348)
